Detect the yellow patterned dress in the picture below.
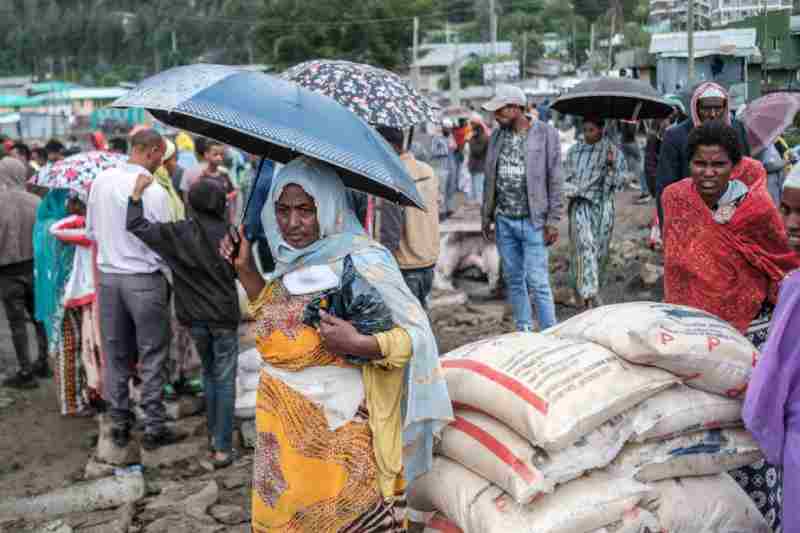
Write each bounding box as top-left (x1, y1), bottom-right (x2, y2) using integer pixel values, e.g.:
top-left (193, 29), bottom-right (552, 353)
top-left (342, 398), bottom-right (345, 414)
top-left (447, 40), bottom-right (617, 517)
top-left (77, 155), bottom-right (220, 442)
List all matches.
top-left (250, 280), bottom-right (407, 533)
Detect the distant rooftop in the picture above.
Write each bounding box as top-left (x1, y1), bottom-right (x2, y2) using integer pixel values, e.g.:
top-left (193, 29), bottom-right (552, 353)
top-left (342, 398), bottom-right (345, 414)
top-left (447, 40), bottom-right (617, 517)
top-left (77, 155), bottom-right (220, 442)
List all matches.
top-left (413, 42), bottom-right (513, 68)
top-left (649, 28), bottom-right (760, 58)
top-left (29, 81), bottom-right (81, 94)
top-left (38, 87), bottom-right (129, 101)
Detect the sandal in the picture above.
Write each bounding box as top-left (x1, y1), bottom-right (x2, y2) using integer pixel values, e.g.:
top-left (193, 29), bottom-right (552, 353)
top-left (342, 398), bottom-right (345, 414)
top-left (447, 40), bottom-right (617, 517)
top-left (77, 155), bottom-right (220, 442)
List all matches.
top-left (211, 450), bottom-right (237, 470)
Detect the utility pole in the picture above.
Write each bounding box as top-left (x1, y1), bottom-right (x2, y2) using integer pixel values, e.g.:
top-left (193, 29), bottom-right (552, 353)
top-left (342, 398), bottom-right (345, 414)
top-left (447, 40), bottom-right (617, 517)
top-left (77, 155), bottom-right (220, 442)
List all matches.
top-left (522, 31), bottom-right (528, 79)
top-left (411, 16), bottom-right (420, 89)
top-left (607, 9), bottom-right (617, 76)
top-left (687, 0), bottom-right (695, 85)
top-left (572, 17), bottom-right (578, 68)
top-left (490, 0), bottom-right (498, 93)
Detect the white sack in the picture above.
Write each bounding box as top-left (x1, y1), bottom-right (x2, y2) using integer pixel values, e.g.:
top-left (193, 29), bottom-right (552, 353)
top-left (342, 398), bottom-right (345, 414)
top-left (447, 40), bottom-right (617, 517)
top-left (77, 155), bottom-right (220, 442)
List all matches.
top-left (238, 347), bottom-right (262, 374)
top-left (409, 456), bottom-right (654, 533)
top-left (631, 384), bottom-right (742, 442)
top-left (591, 507), bottom-right (662, 533)
top-left (646, 474), bottom-right (770, 532)
top-left (547, 302), bottom-right (757, 397)
top-left (442, 332), bottom-right (676, 449)
top-left (424, 513), bottom-right (463, 533)
top-left (609, 429), bottom-right (762, 482)
top-left (439, 410), bottom-right (636, 503)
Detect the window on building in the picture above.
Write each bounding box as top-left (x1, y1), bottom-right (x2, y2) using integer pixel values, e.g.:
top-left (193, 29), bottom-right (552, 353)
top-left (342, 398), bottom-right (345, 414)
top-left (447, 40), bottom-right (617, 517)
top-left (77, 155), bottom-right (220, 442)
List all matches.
top-left (773, 37), bottom-right (779, 50)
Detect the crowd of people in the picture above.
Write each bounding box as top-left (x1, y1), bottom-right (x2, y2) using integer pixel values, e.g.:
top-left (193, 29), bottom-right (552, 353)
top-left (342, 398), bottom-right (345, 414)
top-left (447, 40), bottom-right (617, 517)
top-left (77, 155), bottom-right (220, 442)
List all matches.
top-left (1, 77), bottom-right (800, 531)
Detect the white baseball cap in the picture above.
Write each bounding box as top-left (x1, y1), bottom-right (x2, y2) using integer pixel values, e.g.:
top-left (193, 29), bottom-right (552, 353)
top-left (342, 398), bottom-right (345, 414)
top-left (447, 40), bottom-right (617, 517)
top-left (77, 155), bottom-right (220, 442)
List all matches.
top-left (482, 85), bottom-right (527, 112)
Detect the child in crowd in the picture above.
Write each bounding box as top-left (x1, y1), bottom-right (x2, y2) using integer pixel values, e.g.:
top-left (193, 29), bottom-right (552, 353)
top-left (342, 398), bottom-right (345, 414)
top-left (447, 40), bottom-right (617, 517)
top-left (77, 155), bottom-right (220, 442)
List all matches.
top-left (126, 175), bottom-right (241, 468)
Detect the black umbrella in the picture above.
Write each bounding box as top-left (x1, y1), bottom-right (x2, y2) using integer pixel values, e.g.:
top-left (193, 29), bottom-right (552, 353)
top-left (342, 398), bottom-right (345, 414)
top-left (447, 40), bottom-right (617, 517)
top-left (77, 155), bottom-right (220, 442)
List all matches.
top-left (112, 64), bottom-right (425, 208)
top-left (552, 77), bottom-right (674, 120)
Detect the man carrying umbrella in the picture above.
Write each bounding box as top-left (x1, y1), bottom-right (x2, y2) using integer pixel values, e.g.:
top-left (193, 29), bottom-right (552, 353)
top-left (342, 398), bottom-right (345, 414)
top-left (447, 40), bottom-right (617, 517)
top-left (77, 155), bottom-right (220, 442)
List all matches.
top-left (482, 85), bottom-right (562, 332)
top-left (86, 129), bottom-right (185, 451)
top-left (655, 82), bottom-right (751, 230)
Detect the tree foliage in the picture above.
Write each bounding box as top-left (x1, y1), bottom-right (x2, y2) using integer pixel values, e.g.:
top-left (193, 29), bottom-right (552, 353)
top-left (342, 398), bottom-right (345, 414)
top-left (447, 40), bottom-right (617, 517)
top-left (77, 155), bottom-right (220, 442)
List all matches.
top-left (0, 0), bottom-right (643, 83)
top-left (256, 0), bottom-right (435, 71)
top-left (0, 0), bottom-right (261, 81)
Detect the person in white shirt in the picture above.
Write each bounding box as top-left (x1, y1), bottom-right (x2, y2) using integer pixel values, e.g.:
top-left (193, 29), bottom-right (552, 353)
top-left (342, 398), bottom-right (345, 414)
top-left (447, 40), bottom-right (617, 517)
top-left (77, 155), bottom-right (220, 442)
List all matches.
top-left (86, 129), bottom-right (185, 451)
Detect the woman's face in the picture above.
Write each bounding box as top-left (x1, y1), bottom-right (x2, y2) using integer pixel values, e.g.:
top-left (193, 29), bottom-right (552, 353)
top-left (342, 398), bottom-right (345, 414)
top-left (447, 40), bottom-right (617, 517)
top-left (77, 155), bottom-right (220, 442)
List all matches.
top-left (690, 144), bottom-right (733, 206)
top-left (276, 184), bottom-right (320, 249)
top-left (583, 122), bottom-right (603, 144)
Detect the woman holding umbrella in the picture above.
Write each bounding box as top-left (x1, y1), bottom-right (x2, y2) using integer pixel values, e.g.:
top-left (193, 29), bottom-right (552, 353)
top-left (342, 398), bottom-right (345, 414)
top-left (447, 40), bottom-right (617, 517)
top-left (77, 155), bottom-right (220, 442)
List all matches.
top-left (222, 158), bottom-right (451, 532)
top-left (115, 66), bottom-right (452, 530)
top-left (30, 151), bottom-right (127, 414)
top-left (564, 116), bottom-right (627, 310)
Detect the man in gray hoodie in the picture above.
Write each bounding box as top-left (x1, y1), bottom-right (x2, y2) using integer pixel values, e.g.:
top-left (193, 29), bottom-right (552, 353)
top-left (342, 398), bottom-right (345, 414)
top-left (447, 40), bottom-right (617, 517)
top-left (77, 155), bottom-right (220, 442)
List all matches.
top-left (482, 85), bottom-right (563, 331)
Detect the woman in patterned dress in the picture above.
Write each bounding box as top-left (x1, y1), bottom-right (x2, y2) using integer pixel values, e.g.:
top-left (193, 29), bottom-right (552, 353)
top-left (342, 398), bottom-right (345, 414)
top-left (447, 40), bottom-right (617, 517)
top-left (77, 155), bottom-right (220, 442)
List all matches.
top-left (50, 192), bottom-right (104, 415)
top-left (564, 117), bottom-right (627, 310)
top-left (222, 158), bottom-right (452, 533)
top-left (662, 121), bottom-right (800, 531)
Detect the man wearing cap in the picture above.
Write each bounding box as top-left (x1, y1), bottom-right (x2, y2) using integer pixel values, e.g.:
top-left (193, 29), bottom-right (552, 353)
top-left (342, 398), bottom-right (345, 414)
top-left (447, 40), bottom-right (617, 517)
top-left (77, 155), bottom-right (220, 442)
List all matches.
top-left (655, 82), bottom-right (751, 230)
top-left (482, 85), bottom-right (562, 332)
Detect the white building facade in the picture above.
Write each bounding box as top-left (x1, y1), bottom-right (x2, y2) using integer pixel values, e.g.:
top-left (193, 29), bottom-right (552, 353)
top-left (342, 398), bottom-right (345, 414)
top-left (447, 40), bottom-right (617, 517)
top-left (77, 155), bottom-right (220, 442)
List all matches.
top-left (649, 0), bottom-right (793, 30)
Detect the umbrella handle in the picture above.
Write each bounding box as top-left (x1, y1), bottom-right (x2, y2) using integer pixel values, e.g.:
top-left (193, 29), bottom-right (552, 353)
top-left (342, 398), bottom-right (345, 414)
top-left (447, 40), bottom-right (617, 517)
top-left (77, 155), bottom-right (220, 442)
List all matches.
top-left (365, 195), bottom-right (375, 238)
top-left (241, 157), bottom-right (266, 225)
top-left (632, 102), bottom-right (643, 122)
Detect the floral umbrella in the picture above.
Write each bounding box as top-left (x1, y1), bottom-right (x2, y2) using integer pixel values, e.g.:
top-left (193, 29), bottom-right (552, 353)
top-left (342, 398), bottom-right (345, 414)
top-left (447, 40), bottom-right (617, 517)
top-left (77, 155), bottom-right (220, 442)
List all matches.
top-left (281, 59), bottom-right (440, 128)
top-left (31, 151), bottom-right (126, 198)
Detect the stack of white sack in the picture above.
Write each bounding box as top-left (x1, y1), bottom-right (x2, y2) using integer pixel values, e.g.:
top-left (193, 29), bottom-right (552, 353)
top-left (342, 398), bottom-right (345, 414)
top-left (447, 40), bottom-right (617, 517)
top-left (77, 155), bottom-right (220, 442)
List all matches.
top-left (234, 347), bottom-right (262, 419)
top-left (410, 302), bottom-right (769, 532)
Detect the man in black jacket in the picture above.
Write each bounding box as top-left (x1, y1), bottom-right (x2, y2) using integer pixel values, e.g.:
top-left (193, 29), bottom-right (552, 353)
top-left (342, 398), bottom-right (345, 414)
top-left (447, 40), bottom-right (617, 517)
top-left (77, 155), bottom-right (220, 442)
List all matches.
top-left (655, 82), bottom-right (751, 229)
top-left (127, 177), bottom-right (241, 468)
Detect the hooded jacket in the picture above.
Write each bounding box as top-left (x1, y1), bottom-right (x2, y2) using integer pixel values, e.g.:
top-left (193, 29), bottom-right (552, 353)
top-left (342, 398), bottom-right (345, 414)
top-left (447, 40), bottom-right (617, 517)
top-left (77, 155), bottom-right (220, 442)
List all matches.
top-left (655, 82), bottom-right (751, 227)
top-left (126, 180), bottom-right (240, 328)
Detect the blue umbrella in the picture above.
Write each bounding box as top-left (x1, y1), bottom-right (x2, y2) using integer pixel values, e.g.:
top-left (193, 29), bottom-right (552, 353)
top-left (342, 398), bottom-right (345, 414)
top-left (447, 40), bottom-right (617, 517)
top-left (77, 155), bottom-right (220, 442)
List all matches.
top-left (111, 64), bottom-right (424, 208)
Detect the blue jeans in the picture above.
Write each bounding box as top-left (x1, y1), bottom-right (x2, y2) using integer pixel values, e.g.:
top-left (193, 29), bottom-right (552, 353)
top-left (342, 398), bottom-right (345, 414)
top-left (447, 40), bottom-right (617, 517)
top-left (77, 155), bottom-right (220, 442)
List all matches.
top-left (639, 168), bottom-right (649, 195)
top-left (495, 215), bottom-right (557, 331)
top-left (470, 171), bottom-right (485, 203)
top-left (190, 324), bottom-right (239, 454)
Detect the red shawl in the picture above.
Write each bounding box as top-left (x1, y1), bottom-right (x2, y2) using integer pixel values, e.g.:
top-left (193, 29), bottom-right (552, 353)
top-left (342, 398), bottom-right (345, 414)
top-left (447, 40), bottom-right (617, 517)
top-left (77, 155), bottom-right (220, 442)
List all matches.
top-left (663, 156), bottom-right (800, 333)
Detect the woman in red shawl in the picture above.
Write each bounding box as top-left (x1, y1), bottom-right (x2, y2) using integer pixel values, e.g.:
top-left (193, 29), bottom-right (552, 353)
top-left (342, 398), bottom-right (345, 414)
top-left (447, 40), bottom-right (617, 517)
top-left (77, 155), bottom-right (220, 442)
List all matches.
top-left (663, 120), bottom-right (799, 339)
top-left (662, 120), bottom-right (800, 531)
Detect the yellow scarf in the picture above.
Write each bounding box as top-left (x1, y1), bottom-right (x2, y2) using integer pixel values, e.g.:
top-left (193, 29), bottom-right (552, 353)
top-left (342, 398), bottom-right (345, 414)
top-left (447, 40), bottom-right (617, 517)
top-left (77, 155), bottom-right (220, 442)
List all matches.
top-left (155, 167), bottom-right (186, 221)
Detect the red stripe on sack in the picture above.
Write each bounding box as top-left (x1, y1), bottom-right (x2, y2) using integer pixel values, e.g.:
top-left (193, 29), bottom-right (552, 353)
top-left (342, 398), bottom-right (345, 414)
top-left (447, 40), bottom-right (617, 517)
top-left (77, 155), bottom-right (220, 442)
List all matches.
top-left (443, 359), bottom-right (548, 414)
top-left (428, 516), bottom-right (463, 533)
top-left (451, 416), bottom-right (539, 484)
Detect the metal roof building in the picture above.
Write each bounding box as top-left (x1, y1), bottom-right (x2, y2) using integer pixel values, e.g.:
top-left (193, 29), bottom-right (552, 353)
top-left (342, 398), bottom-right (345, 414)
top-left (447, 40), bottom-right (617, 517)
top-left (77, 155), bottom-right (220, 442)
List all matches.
top-left (649, 28), bottom-right (761, 60)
